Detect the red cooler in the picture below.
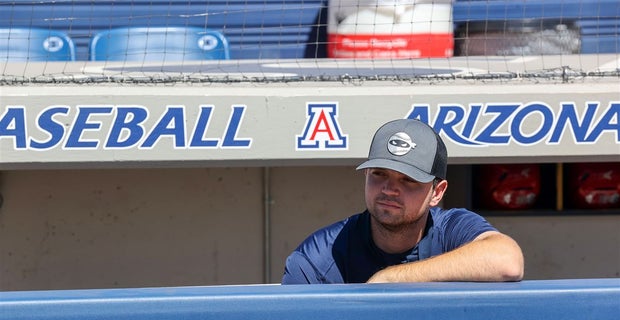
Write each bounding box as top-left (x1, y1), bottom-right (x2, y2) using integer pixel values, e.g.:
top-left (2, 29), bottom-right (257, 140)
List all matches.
top-left (477, 164), bottom-right (541, 210)
top-left (565, 162), bottom-right (620, 209)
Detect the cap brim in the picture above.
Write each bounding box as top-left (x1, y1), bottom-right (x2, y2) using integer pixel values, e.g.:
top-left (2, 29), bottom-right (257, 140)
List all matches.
top-left (356, 158), bottom-right (436, 183)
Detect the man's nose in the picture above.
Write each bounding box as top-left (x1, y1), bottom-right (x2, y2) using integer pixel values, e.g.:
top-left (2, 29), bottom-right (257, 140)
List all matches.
top-left (381, 178), bottom-right (399, 195)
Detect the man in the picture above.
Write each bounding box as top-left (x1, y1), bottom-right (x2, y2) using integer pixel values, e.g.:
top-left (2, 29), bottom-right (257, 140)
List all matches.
top-left (282, 119), bottom-right (524, 284)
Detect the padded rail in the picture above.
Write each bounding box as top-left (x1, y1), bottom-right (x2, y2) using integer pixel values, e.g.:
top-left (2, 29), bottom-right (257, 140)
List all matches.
top-left (1, 279), bottom-right (618, 320)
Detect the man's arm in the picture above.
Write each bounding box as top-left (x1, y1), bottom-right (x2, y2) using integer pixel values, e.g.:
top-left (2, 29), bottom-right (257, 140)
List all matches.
top-left (367, 231), bottom-right (524, 283)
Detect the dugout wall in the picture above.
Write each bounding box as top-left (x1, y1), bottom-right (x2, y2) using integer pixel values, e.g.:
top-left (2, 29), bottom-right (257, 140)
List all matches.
top-left (1, 67), bottom-right (618, 290)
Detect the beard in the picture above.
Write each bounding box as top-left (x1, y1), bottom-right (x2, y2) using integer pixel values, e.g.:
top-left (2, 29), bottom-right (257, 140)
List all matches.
top-left (368, 195), bottom-right (429, 233)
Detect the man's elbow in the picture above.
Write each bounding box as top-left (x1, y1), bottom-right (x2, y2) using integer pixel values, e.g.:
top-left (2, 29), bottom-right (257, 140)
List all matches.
top-left (501, 259), bottom-right (524, 281)
top-left (499, 247), bottom-right (525, 281)
top-left (487, 233), bottom-right (525, 281)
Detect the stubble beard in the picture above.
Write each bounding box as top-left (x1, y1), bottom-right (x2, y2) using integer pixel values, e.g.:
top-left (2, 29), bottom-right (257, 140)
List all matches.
top-left (369, 195), bottom-right (431, 235)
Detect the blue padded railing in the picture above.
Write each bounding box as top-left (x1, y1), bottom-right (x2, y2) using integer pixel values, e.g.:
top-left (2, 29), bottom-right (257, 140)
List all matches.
top-left (0, 279), bottom-right (619, 320)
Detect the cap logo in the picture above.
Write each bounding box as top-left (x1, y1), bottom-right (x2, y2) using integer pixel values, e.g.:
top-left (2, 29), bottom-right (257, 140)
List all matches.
top-left (387, 132), bottom-right (415, 156)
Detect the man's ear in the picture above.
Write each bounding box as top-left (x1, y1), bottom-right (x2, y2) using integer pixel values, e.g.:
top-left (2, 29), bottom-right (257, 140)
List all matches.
top-left (430, 179), bottom-right (448, 206)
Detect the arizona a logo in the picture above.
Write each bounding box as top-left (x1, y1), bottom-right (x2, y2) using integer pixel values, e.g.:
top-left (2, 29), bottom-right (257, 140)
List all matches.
top-left (296, 102), bottom-right (348, 150)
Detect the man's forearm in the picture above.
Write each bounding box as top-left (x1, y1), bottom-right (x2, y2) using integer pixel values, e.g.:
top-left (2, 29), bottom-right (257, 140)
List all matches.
top-left (367, 232), bottom-right (524, 283)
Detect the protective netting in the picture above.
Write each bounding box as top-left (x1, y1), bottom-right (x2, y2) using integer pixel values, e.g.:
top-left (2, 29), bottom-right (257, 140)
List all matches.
top-left (0, 0), bottom-right (618, 85)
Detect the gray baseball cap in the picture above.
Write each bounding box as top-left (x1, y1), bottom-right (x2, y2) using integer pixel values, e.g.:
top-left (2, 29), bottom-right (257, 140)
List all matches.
top-left (356, 119), bottom-right (447, 183)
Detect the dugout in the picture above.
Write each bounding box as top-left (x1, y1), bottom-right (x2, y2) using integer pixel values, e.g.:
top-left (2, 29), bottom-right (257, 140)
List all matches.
top-left (0, 0), bottom-right (618, 291)
top-left (0, 64), bottom-right (618, 290)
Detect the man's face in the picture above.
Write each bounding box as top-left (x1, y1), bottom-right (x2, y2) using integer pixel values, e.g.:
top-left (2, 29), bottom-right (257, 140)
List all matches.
top-left (364, 168), bottom-right (438, 231)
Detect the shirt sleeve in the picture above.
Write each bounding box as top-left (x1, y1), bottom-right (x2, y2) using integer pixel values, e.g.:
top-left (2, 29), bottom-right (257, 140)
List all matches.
top-left (441, 208), bottom-right (497, 251)
top-left (281, 251), bottom-right (320, 284)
